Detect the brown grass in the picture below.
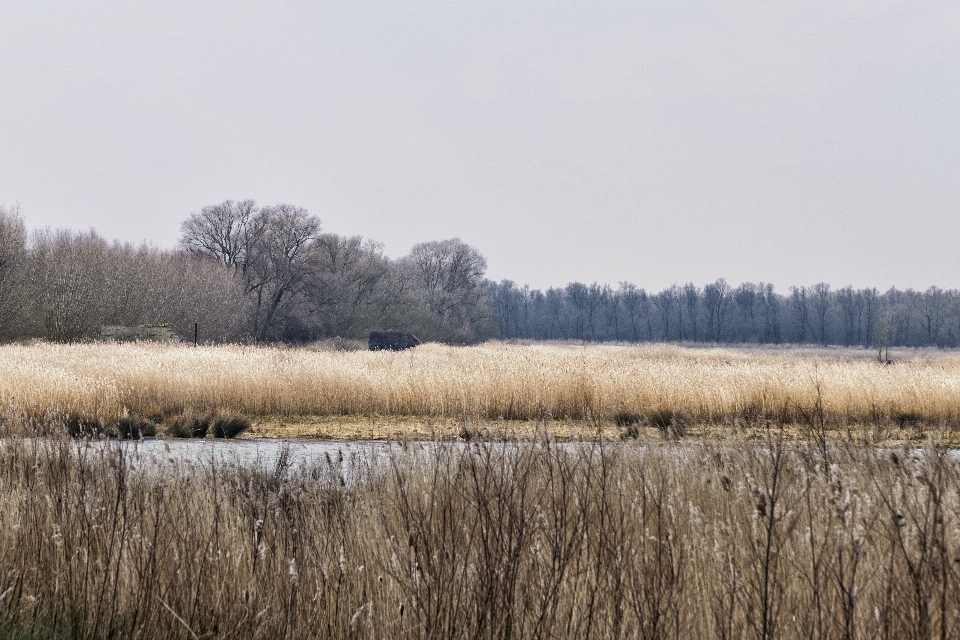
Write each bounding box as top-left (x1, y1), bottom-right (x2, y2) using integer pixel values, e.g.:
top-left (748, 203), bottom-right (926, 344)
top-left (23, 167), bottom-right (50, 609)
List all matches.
top-left (241, 414), bottom-right (623, 441)
top-left (2, 341), bottom-right (960, 439)
top-left (0, 433), bottom-right (959, 638)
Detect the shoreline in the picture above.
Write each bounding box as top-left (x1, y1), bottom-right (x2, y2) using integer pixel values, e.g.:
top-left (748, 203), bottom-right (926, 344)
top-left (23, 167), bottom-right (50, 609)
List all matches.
top-left (232, 414), bottom-right (960, 448)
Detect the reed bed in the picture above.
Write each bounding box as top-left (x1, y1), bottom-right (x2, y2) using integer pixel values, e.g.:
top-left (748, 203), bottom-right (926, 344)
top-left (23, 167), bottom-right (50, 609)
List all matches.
top-left (2, 341), bottom-right (960, 434)
top-left (0, 434), bottom-right (958, 638)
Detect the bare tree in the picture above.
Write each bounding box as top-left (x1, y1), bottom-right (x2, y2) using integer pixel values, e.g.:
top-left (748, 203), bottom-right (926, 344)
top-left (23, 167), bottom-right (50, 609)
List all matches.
top-left (885, 288), bottom-right (915, 347)
top-left (669, 284), bottom-right (685, 341)
top-left (683, 283), bottom-right (701, 342)
top-left (919, 286), bottom-right (946, 347)
top-left (836, 285), bottom-right (860, 347)
top-left (152, 251), bottom-right (249, 343)
top-left (179, 200), bottom-right (322, 340)
top-left (31, 229), bottom-right (113, 341)
top-left (303, 234), bottom-right (393, 338)
top-left (245, 204), bottom-right (321, 339)
top-left (564, 282), bottom-right (589, 340)
top-left (789, 286), bottom-right (811, 343)
top-left (584, 283), bottom-right (610, 341)
top-left (602, 283), bottom-right (620, 340)
top-left (862, 287), bottom-right (880, 347)
top-left (875, 311), bottom-right (893, 362)
top-left (179, 199), bottom-right (262, 272)
top-left (758, 283), bottom-right (781, 343)
top-left (489, 280), bottom-right (529, 339)
top-left (0, 205), bottom-right (30, 339)
top-left (811, 283), bottom-right (831, 346)
top-left (653, 288), bottom-right (675, 341)
top-left (619, 282), bottom-right (649, 342)
top-left (703, 279), bottom-right (730, 342)
top-left (734, 283), bottom-right (759, 342)
top-left (407, 238), bottom-right (491, 342)
top-left (544, 288), bottom-right (567, 339)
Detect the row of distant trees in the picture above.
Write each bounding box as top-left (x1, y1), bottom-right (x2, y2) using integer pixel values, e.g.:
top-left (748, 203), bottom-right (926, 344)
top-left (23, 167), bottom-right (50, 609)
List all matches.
top-left (2, 201), bottom-right (960, 349)
top-left (488, 279), bottom-right (960, 349)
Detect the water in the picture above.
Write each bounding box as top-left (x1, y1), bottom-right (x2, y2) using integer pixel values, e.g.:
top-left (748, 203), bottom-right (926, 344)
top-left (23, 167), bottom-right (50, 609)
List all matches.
top-left (122, 437), bottom-right (393, 470)
top-left (7, 437), bottom-right (949, 478)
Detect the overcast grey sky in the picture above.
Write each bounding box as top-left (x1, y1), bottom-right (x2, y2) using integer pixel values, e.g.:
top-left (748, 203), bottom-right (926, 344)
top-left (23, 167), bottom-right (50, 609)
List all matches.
top-left (1, 1), bottom-right (958, 292)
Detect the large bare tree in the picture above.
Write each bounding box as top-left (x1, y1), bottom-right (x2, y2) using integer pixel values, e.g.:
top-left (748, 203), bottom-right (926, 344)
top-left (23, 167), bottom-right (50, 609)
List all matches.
top-left (180, 200), bottom-right (321, 340)
top-left (406, 238), bottom-right (491, 341)
top-left (303, 234), bottom-right (395, 338)
top-left (179, 199), bottom-right (262, 273)
top-left (245, 204), bottom-right (321, 339)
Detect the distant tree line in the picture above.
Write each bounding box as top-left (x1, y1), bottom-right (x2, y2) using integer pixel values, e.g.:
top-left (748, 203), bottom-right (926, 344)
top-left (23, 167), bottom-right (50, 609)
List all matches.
top-left (3, 200), bottom-right (960, 349)
top-left (488, 279), bottom-right (960, 350)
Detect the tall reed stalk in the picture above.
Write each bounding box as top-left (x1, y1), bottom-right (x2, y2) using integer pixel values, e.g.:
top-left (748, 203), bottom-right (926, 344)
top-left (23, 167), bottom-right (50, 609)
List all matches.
top-left (0, 432), bottom-right (958, 638)
top-left (2, 342), bottom-right (960, 434)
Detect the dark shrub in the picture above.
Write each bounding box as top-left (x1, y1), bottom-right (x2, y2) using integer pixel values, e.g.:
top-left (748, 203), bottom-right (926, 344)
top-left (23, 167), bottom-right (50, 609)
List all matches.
top-left (165, 412), bottom-right (211, 438)
top-left (620, 423), bottom-right (641, 440)
top-left (648, 409), bottom-right (688, 439)
top-left (212, 414), bottom-right (251, 439)
top-left (895, 412), bottom-right (924, 428)
top-left (615, 410), bottom-right (643, 440)
top-left (64, 413), bottom-right (103, 437)
top-left (648, 409), bottom-right (673, 432)
top-left (110, 415), bottom-right (158, 439)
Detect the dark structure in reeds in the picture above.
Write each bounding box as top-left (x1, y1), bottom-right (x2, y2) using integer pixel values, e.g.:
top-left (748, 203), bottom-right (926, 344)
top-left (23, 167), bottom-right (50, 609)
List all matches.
top-left (368, 330), bottom-right (421, 351)
top-left (100, 324), bottom-right (181, 343)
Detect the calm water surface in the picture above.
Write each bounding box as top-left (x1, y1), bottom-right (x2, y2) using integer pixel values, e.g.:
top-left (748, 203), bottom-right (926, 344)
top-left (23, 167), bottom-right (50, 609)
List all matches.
top-left (124, 437), bottom-right (394, 469)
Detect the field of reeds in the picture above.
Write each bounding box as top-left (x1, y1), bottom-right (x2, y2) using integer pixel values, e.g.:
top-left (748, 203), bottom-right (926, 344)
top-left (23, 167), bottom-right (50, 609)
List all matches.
top-left (2, 341), bottom-right (960, 440)
top-left (0, 434), bottom-right (958, 639)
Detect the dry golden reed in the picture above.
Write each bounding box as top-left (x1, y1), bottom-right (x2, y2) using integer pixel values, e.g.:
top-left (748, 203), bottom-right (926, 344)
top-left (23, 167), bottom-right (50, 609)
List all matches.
top-left (0, 435), bottom-right (958, 638)
top-left (1, 341), bottom-right (959, 429)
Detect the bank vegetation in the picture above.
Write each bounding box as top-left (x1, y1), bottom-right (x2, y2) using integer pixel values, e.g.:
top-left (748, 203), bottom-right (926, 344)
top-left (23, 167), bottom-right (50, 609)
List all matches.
top-left (2, 342), bottom-right (960, 442)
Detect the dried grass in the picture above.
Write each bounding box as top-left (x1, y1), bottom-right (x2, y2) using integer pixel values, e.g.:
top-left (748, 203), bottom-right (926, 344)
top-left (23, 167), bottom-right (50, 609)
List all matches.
top-left (0, 434), bottom-right (958, 638)
top-left (2, 342), bottom-right (960, 438)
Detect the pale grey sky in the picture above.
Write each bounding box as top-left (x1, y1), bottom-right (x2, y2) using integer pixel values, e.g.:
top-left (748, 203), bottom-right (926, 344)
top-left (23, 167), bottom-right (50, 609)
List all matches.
top-left (1, 1), bottom-right (958, 292)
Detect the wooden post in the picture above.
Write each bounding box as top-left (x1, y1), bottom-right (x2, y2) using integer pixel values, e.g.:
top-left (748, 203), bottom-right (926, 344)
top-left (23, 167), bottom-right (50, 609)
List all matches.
top-left (194, 322), bottom-right (198, 346)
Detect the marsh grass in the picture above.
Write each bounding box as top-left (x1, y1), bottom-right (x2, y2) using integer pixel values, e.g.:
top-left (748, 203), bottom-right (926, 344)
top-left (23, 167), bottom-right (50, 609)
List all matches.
top-left (2, 342), bottom-right (960, 441)
top-left (0, 431), bottom-right (958, 638)
top-left (211, 413), bottom-right (252, 439)
top-left (164, 410), bottom-right (212, 438)
top-left (162, 411), bottom-right (252, 439)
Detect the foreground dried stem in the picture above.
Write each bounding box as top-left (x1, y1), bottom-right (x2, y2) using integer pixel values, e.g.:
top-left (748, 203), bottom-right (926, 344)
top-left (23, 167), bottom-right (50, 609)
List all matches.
top-left (0, 434), bottom-right (958, 638)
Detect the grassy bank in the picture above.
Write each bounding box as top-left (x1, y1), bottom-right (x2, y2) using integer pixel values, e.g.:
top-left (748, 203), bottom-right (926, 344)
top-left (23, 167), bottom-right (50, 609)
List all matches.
top-left (2, 341), bottom-right (960, 439)
top-left (0, 435), bottom-right (958, 638)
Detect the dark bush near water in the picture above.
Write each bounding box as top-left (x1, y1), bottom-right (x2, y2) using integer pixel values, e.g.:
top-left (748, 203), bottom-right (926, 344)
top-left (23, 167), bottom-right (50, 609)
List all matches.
top-left (164, 412), bottom-right (251, 439)
top-left (112, 415), bottom-right (158, 438)
top-left (61, 413), bottom-right (157, 439)
top-left (164, 413), bottom-right (211, 438)
top-left (212, 414), bottom-right (252, 438)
